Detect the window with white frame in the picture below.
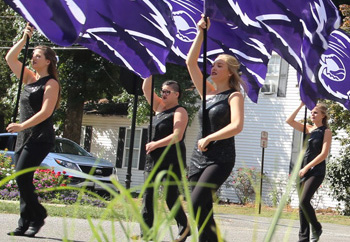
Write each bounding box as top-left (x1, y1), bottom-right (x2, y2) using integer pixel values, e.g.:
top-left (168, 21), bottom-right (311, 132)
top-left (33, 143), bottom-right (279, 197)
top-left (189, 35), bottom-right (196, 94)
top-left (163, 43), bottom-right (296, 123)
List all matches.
top-left (261, 53), bottom-right (289, 97)
top-left (261, 54), bottom-right (281, 94)
top-left (123, 128), bottom-right (142, 169)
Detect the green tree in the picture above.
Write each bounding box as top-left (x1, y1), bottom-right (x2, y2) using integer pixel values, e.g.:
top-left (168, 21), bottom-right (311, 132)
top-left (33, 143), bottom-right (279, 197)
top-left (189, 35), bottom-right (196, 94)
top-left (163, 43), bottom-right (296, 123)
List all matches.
top-left (0, 3), bottom-right (20, 132)
top-left (0, 3), bottom-right (123, 143)
top-left (56, 50), bottom-right (123, 143)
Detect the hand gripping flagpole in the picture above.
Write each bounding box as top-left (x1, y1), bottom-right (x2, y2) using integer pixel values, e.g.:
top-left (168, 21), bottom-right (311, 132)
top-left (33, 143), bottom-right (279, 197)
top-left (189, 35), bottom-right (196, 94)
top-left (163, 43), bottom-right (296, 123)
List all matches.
top-left (12, 26), bottom-right (31, 123)
top-left (202, 5), bottom-right (208, 138)
top-left (148, 76), bottom-right (155, 142)
top-left (303, 106), bottom-right (307, 142)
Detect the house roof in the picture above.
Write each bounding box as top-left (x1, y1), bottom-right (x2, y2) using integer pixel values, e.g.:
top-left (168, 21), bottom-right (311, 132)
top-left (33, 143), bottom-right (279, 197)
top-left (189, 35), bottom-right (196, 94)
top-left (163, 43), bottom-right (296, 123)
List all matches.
top-left (84, 99), bottom-right (128, 115)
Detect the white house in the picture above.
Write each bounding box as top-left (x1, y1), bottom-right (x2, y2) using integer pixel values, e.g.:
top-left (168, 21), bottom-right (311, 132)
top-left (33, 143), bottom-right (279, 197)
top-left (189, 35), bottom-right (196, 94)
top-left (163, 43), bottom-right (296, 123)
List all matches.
top-left (81, 54), bottom-right (343, 209)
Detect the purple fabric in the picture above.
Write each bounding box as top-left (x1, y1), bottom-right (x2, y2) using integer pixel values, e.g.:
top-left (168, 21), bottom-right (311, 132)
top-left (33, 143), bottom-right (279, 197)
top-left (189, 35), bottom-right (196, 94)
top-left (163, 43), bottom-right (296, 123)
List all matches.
top-left (206, 0), bottom-right (341, 109)
top-left (315, 30), bottom-right (350, 109)
top-left (167, 0), bottom-right (271, 103)
top-left (5, 0), bottom-right (176, 78)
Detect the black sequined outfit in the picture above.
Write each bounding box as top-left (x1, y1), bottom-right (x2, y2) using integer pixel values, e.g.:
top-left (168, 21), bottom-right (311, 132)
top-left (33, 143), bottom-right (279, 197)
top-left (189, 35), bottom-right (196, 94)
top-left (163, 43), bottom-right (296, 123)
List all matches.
top-left (188, 89), bottom-right (236, 178)
top-left (15, 76), bottom-right (55, 152)
top-left (14, 76), bottom-right (56, 230)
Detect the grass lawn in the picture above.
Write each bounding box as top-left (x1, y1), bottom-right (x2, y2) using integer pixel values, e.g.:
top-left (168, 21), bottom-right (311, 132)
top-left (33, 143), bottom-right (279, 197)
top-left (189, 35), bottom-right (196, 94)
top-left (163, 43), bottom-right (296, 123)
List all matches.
top-left (1, 199), bottom-right (349, 226)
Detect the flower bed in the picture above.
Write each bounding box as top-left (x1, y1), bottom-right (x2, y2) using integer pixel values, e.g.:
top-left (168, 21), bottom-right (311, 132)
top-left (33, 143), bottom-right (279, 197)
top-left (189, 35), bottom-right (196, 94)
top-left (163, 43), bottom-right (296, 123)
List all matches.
top-left (0, 152), bottom-right (106, 207)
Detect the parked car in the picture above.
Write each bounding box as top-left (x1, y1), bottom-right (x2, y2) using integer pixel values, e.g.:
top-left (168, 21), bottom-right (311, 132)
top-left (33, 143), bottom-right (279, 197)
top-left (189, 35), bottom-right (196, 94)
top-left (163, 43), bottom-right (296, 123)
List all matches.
top-left (0, 133), bottom-right (118, 192)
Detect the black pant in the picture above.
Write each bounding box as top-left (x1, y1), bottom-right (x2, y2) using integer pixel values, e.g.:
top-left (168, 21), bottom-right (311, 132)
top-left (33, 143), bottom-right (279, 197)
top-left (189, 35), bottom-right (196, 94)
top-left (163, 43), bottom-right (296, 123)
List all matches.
top-left (189, 162), bottom-right (235, 242)
top-left (141, 165), bottom-right (188, 235)
top-left (15, 142), bottom-right (52, 229)
top-left (297, 175), bottom-right (324, 242)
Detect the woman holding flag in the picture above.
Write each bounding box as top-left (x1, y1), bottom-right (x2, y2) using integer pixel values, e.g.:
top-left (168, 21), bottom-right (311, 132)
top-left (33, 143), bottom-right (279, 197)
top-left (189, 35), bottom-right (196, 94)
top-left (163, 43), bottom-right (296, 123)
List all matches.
top-left (140, 75), bottom-right (190, 241)
top-left (186, 16), bottom-right (245, 242)
top-left (6, 23), bottom-right (60, 237)
top-left (286, 102), bottom-right (332, 242)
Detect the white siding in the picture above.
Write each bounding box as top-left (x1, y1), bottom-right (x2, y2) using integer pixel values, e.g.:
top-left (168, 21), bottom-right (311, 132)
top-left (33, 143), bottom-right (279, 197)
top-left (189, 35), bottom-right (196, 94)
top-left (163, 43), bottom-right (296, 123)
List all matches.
top-left (81, 64), bottom-right (344, 209)
top-left (82, 115), bottom-right (146, 190)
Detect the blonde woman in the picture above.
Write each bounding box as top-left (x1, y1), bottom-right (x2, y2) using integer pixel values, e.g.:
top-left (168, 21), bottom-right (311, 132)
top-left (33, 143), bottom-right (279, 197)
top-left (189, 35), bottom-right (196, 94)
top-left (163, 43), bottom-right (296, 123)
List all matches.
top-left (186, 16), bottom-right (244, 242)
top-left (286, 102), bottom-right (332, 242)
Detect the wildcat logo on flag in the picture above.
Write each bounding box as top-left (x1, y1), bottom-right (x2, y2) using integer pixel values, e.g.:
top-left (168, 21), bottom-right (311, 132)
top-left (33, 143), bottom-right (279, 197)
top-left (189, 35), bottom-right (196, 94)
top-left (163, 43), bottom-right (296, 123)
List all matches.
top-left (317, 30), bottom-right (350, 109)
top-left (206, 0), bottom-right (341, 109)
top-left (4, 0), bottom-right (176, 78)
top-left (167, 0), bottom-right (272, 103)
top-left (5, 0), bottom-right (343, 107)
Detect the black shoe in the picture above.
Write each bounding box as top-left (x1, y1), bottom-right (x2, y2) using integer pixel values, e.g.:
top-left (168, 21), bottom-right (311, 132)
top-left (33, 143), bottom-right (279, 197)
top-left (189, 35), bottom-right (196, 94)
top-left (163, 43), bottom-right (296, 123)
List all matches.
top-left (175, 224), bottom-right (191, 242)
top-left (7, 227), bottom-right (27, 236)
top-left (310, 228), bottom-right (323, 242)
top-left (24, 221), bottom-right (45, 237)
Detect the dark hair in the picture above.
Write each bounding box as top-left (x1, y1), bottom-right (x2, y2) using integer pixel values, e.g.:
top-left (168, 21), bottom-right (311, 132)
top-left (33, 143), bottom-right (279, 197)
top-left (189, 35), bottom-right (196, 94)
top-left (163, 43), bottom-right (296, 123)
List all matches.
top-left (162, 80), bottom-right (182, 99)
top-left (34, 45), bottom-right (61, 109)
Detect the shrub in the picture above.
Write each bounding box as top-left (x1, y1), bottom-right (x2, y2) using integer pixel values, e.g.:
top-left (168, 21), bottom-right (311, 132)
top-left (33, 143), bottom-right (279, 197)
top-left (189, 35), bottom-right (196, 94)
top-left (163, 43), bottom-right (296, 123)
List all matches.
top-left (219, 167), bottom-right (261, 205)
top-left (268, 174), bottom-right (294, 207)
top-left (233, 167), bottom-right (263, 205)
top-left (327, 145), bottom-right (350, 215)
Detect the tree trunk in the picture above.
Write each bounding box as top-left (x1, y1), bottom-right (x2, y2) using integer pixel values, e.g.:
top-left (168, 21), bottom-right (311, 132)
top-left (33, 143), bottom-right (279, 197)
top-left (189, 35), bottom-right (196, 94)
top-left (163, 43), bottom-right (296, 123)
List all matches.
top-left (63, 90), bottom-right (85, 144)
top-left (0, 114), bottom-right (4, 133)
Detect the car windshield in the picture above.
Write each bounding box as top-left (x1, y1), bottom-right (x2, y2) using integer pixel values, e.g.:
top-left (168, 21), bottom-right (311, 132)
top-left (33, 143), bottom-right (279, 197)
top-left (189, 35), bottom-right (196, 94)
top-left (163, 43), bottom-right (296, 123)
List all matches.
top-left (52, 139), bottom-right (91, 156)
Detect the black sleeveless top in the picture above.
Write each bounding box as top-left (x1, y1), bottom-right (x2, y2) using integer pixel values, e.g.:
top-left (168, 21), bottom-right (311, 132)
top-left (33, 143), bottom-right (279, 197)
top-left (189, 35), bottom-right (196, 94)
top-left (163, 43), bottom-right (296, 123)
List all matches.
top-left (303, 126), bottom-right (327, 178)
top-left (15, 76), bottom-right (56, 152)
top-left (144, 105), bottom-right (187, 172)
top-left (188, 89), bottom-right (236, 178)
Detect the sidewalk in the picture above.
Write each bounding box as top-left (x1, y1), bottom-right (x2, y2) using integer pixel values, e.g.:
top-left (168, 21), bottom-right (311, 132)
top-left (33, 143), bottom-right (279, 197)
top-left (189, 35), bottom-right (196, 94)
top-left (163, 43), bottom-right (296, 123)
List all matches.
top-left (1, 212), bottom-right (350, 242)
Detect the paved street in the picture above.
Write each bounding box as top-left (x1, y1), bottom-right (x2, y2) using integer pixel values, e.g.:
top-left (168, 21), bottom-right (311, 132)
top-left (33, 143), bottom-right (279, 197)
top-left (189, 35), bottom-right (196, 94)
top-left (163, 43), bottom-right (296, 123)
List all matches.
top-left (1, 212), bottom-right (350, 242)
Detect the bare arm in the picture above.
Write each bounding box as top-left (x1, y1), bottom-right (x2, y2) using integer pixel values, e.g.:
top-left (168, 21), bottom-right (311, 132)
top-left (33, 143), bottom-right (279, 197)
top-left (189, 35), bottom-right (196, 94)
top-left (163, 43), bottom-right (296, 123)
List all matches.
top-left (185, 16), bottom-right (215, 99)
top-left (142, 75), bottom-right (164, 113)
top-left (145, 107), bottom-right (188, 154)
top-left (299, 129), bottom-right (332, 177)
top-left (6, 79), bottom-right (59, 133)
top-left (197, 92), bottom-right (244, 151)
top-left (5, 23), bottom-right (36, 84)
top-left (286, 102), bottom-right (311, 133)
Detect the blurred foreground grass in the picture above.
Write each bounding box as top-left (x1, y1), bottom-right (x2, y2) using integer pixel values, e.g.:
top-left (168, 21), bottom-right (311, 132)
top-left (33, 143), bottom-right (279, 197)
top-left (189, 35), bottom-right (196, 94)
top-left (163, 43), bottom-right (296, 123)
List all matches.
top-left (1, 199), bottom-right (349, 226)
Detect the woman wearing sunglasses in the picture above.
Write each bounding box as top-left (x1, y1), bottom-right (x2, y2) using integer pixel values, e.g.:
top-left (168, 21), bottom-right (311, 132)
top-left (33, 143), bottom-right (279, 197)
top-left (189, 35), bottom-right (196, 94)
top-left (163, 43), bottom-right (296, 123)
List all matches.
top-left (139, 76), bottom-right (190, 241)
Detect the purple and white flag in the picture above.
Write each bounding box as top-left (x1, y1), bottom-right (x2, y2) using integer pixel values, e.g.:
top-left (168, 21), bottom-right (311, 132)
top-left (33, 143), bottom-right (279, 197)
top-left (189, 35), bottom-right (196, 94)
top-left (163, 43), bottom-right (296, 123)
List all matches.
top-left (167, 0), bottom-right (272, 102)
top-left (316, 30), bottom-right (350, 109)
top-left (4, 0), bottom-right (176, 78)
top-left (206, 0), bottom-right (341, 109)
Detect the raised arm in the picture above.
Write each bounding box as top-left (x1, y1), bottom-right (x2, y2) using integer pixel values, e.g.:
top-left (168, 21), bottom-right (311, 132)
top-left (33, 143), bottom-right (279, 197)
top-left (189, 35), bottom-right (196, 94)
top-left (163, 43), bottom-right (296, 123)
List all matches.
top-left (186, 16), bottom-right (215, 99)
top-left (286, 102), bottom-right (311, 133)
top-left (6, 79), bottom-right (59, 133)
top-left (145, 107), bottom-right (188, 154)
top-left (5, 23), bottom-right (36, 84)
top-left (142, 75), bottom-right (164, 113)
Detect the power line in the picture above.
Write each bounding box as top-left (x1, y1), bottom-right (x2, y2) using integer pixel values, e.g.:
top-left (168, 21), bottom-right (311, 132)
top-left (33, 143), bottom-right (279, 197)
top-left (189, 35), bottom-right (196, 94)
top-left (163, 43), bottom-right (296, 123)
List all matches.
top-left (0, 46), bottom-right (88, 50)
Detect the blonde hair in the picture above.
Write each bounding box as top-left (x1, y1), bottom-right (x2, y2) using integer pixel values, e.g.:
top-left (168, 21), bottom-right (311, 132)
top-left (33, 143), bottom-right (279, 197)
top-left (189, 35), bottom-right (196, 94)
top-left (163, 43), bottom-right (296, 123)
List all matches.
top-left (316, 103), bottom-right (329, 128)
top-left (217, 54), bottom-right (247, 92)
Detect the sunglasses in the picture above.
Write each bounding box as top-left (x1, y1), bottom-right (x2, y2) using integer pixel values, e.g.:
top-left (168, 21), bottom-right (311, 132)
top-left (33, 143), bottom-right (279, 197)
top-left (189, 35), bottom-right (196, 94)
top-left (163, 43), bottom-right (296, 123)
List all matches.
top-left (160, 89), bottom-right (176, 95)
